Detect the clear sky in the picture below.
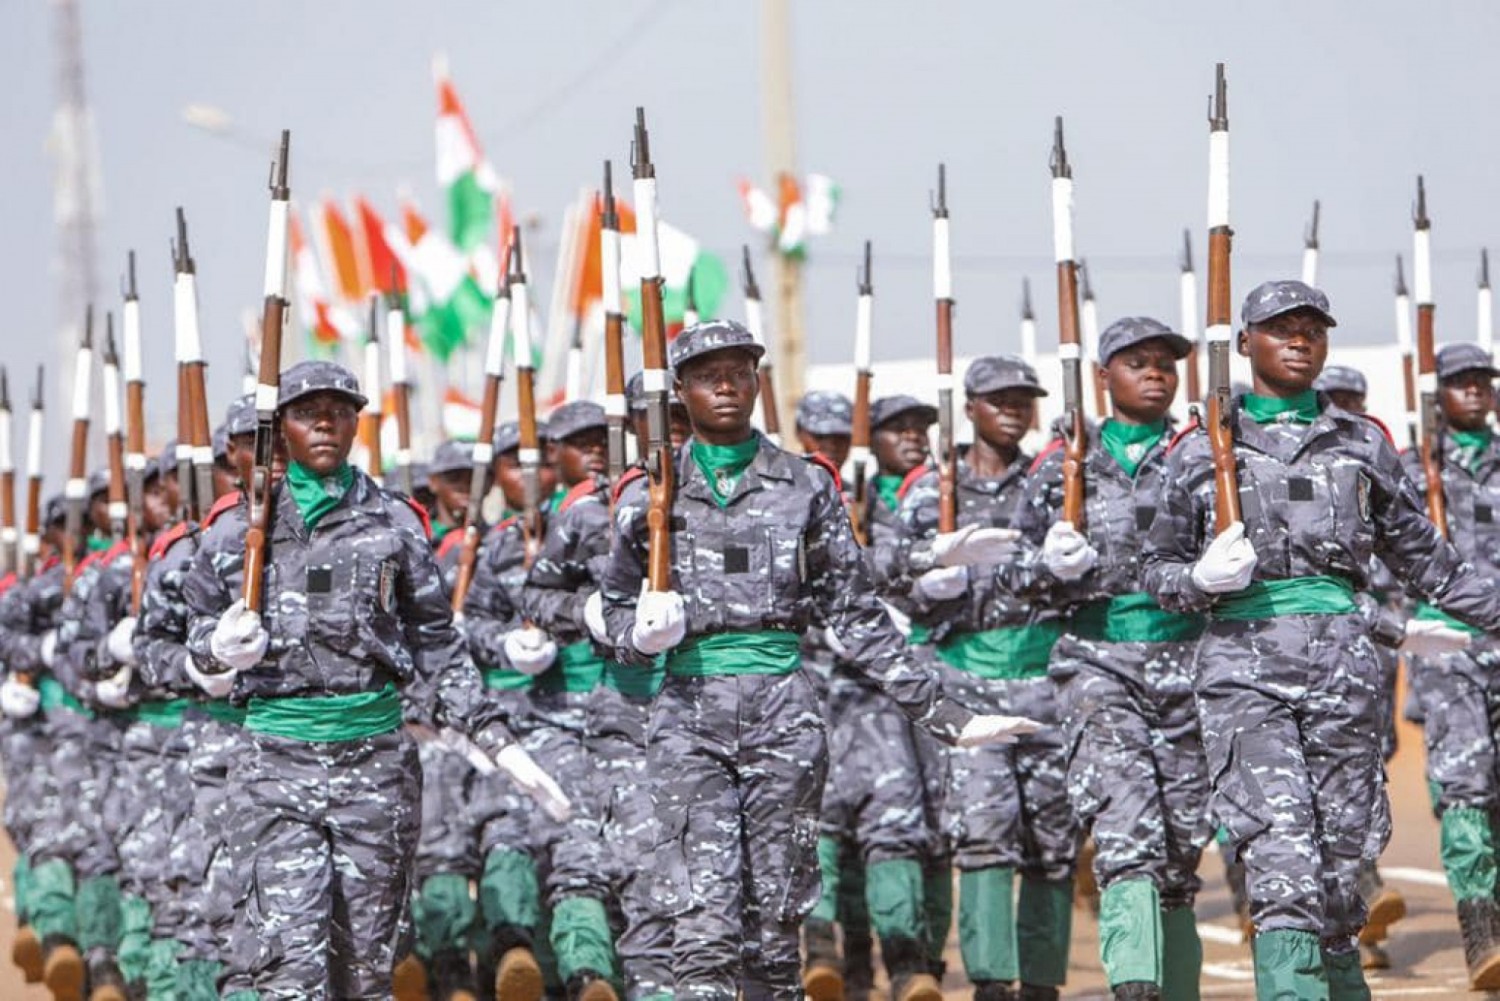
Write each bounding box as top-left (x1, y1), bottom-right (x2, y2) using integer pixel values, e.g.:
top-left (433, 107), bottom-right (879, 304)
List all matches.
top-left (5, 0), bottom-right (1499, 471)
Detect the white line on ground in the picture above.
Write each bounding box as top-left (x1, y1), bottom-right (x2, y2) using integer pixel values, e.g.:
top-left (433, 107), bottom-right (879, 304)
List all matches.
top-left (1201, 961), bottom-right (1255, 982)
top-left (1196, 923), bottom-right (1245, 946)
top-left (1381, 865), bottom-right (1450, 888)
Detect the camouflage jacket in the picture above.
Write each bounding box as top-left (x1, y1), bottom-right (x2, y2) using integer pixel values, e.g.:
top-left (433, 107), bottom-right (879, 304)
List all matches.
top-left (896, 455), bottom-right (1053, 642)
top-left (460, 512), bottom-right (541, 670)
top-left (1143, 400), bottom-right (1500, 631)
top-left (1011, 422), bottom-right (1172, 607)
top-left (601, 434), bottom-right (971, 737)
top-left (56, 541), bottom-right (133, 702)
top-left (135, 521), bottom-right (203, 694)
top-left (520, 476), bottom-right (611, 648)
top-left (182, 469), bottom-right (509, 747)
top-left (0, 557), bottom-right (66, 679)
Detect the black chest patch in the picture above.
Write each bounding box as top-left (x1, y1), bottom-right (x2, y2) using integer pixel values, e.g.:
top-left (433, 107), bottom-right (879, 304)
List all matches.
top-left (1478, 504), bottom-right (1494, 524)
top-left (1287, 477), bottom-right (1315, 502)
top-left (723, 546), bottom-right (750, 574)
top-left (306, 566), bottom-right (333, 594)
top-left (1135, 506), bottom-right (1156, 531)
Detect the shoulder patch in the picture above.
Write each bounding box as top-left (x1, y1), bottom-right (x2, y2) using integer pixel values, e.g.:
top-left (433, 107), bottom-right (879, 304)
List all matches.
top-left (402, 496), bottom-right (433, 540)
top-left (488, 514), bottom-right (521, 537)
top-left (201, 492), bottom-right (240, 529)
top-left (77, 540), bottom-right (130, 575)
top-left (0, 572), bottom-right (16, 597)
top-left (1028, 437), bottom-right (1066, 475)
top-left (802, 452), bottom-right (843, 491)
top-left (148, 521), bottom-right (192, 562)
top-left (1356, 412), bottom-right (1395, 446)
top-left (435, 528), bottom-right (466, 558)
top-left (897, 463), bottom-right (931, 501)
top-left (559, 475), bottom-right (601, 513)
top-left (611, 465), bottom-right (647, 507)
top-left (1166, 418), bottom-right (1204, 454)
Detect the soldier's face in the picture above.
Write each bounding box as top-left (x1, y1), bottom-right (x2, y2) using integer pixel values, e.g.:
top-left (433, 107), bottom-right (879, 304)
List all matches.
top-left (211, 461), bottom-right (238, 500)
top-left (1240, 310), bottom-right (1329, 395)
top-left (1326, 390), bottom-right (1366, 414)
top-left (428, 469), bottom-right (472, 523)
top-left (796, 430), bottom-right (852, 469)
top-left (494, 451), bottom-right (558, 511)
top-left (872, 414), bottom-right (932, 475)
top-left (1103, 340), bottom-right (1179, 423)
top-left (966, 390), bottom-right (1036, 450)
top-left (88, 494), bottom-right (109, 534)
top-left (281, 392), bottom-right (360, 476)
top-left (675, 350), bottom-right (759, 443)
top-left (141, 476), bottom-right (171, 533)
top-left (550, 428), bottom-right (608, 486)
top-left (1440, 371), bottom-right (1496, 431)
top-left (630, 407), bottom-right (692, 457)
top-left (232, 431), bottom-right (286, 492)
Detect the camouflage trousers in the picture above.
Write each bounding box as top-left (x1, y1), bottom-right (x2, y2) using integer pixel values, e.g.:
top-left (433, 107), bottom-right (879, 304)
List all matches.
top-left (114, 718), bottom-right (194, 940)
top-left (224, 728), bottom-right (421, 1000)
top-left (1373, 645), bottom-right (1400, 764)
top-left (932, 665), bottom-right (1077, 878)
top-left (169, 713), bottom-right (244, 964)
top-left (35, 708), bottom-right (121, 880)
top-left (1410, 645), bottom-right (1500, 813)
top-left (415, 739), bottom-right (482, 879)
top-left (1196, 613), bottom-right (1389, 944)
top-left (649, 670), bottom-right (828, 1001)
top-left (1052, 634), bottom-right (1210, 907)
top-left (469, 690), bottom-right (542, 956)
top-left (1, 716), bottom-right (49, 856)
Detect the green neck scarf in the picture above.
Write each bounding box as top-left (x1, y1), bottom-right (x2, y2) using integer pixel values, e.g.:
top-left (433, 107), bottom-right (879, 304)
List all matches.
top-left (873, 474), bottom-right (903, 514)
top-left (1451, 428), bottom-right (1493, 472)
top-left (85, 534), bottom-right (112, 553)
top-left (1242, 389), bottom-right (1321, 425)
top-left (547, 485), bottom-right (568, 511)
top-left (691, 436), bottom-right (760, 507)
top-left (1100, 419), bottom-right (1166, 477)
top-left (285, 461), bottom-right (354, 531)
top-left (430, 521), bottom-right (454, 545)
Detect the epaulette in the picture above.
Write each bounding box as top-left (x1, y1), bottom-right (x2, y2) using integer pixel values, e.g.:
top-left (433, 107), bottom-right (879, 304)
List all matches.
top-left (1166, 418), bottom-right (1204, 454)
top-left (1028, 437), bottom-right (1066, 475)
top-left (402, 496), bottom-right (433, 540)
top-left (77, 540), bottom-right (130, 575)
top-left (435, 528), bottom-right (465, 559)
top-left (0, 572), bottom-right (17, 597)
top-left (1355, 412), bottom-right (1395, 446)
top-left (559, 475), bottom-right (601, 514)
top-left (611, 466), bottom-right (647, 507)
top-left (489, 514), bottom-right (521, 537)
top-left (40, 555), bottom-right (60, 573)
top-left (897, 463), bottom-right (929, 501)
top-left (148, 521), bottom-right (192, 562)
top-left (803, 452), bottom-right (843, 491)
top-left (201, 492), bottom-right (239, 529)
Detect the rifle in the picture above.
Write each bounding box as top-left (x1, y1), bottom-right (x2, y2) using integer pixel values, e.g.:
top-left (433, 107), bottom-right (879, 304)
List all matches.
top-left (601, 161), bottom-right (629, 490)
top-left (1394, 255), bottom-right (1418, 450)
top-left (451, 250), bottom-right (513, 612)
top-left (387, 284), bottom-right (414, 496)
top-left (358, 296), bottom-right (384, 477)
top-left (1413, 175), bottom-right (1447, 537)
top-left (1479, 248), bottom-right (1493, 353)
top-left (632, 107), bottom-right (675, 591)
top-left (63, 308), bottom-right (94, 591)
top-left (1301, 199), bottom-right (1320, 287)
top-left (1204, 62), bottom-right (1241, 533)
top-left (243, 130), bottom-right (291, 614)
top-left (741, 247), bottom-right (781, 443)
top-left (121, 252), bottom-right (148, 612)
top-left (0, 370), bottom-right (14, 578)
top-left (1051, 118), bottom-right (1088, 530)
top-left (931, 164), bottom-right (958, 533)
top-left (1079, 259), bottom-right (1108, 419)
top-left (173, 208), bottom-right (214, 519)
top-left (510, 227), bottom-right (543, 565)
top-left (849, 240), bottom-right (874, 546)
top-left (21, 367), bottom-right (42, 580)
top-left (1179, 230), bottom-right (1202, 405)
top-left (101, 316), bottom-right (129, 546)
top-left (1020, 278), bottom-right (1041, 432)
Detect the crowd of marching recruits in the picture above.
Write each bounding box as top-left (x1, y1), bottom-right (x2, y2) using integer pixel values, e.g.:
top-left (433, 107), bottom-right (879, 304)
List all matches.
top-left (11, 73), bottom-right (1500, 1001)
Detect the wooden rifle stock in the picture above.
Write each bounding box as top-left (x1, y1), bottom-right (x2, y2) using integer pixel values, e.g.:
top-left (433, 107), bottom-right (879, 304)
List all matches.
top-left (1204, 64), bottom-right (1240, 534)
top-left (1051, 117), bottom-right (1088, 529)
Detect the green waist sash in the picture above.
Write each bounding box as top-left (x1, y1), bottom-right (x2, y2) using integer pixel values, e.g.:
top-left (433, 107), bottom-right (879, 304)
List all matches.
top-left (665, 631), bottom-right (801, 678)
top-left (482, 666), bottom-right (534, 692)
top-left (1070, 593), bottom-right (1205, 644)
top-left (533, 640), bottom-right (606, 695)
top-left (1415, 602), bottom-right (1485, 637)
top-left (936, 622), bottom-right (1063, 680)
top-left (37, 676), bottom-right (92, 718)
top-left (244, 683), bottom-right (402, 742)
top-left (199, 700), bottom-right (248, 725)
top-left (1212, 575), bottom-right (1357, 621)
top-left (124, 698), bottom-right (193, 729)
top-left (602, 659), bottom-right (666, 698)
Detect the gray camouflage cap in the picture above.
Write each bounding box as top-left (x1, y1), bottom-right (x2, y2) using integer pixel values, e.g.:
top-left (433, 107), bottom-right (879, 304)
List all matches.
top-left (277, 360), bottom-right (369, 411)
top-left (669, 320), bottom-right (765, 372)
top-left (1312, 365), bottom-right (1368, 396)
top-left (1241, 279), bottom-right (1338, 328)
top-left (223, 394), bottom-right (258, 438)
top-left (87, 468), bottom-right (109, 498)
top-left (964, 355), bottom-right (1047, 397)
top-left (547, 400), bottom-right (608, 441)
top-left (1098, 316), bottom-right (1192, 364)
top-left (211, 424), bottom-right (230, 461)
top-left (796, 390), bottom-right (854, 435)
top-left (45, 495), bottom-right (65, 525)
top-left (1437, 343), bottom-right (1500, 382)
top-left (150, 444), bottom-right (175, 482)
top-left (492, 419), bottom-right (550, 455)
top-left (428, 439), bottom-right (474, 476)
top-left (870, 394), bottom-right (938, 429)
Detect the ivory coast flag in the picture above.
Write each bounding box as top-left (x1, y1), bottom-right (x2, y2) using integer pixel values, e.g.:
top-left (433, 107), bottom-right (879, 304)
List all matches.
top-left (434, 58), bottom-right (499, 256)
top-left (389, 197), bottom-right (491, 362)
top-left (290, 212), bottom-right (360, 350)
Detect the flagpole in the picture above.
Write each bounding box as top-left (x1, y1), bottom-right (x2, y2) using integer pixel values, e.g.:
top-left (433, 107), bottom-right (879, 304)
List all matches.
top-left (760, 0), bottom-right (804, 432)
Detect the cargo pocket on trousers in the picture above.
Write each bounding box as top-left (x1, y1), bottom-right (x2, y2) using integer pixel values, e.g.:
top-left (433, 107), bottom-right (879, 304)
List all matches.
top-left (1210, 728), bottom-right (1274, 851)
top-left (777, 809), bottom-right (823, 923)
top-left (648, 808), bottom-right (694, 919)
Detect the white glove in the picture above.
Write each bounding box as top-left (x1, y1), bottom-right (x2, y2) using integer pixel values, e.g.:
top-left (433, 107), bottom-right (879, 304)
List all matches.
top-left (185, 657), bottom-right (237, 700)
top-left (435, 728), bottom-right (499, 776)
top-left (106, 616), bottom-right (138, 667)
top-left (0, 677), bottom-right (39, 719)
top-left (1190, 522), bottom-right (1258, 595)
top-left (583, 591), bottom-right (610, 645)
top-left (631, 588), bottom-right (686, 656)
top-left (931, 523), bottom-right (1023, 568)
top-left (209, 599), bottom-right (269, 672)
top-left (1399, 619), bottom-right (1474, 658)
top-left (822, 626), bottom-right (850, 660)
top-left (956, 714), bottom-right (1046, 748)
top-left (95, 665), bottom-right (134, 709)
top-left (495, 744), bottom-right (572, 823)
top-left (916, 566), bottom-right (968, 602)
top-left (39, 630), bottom-right (56, 669)
top-left (503, 627), bottom-right (558, 676)
top-left (1042, 521), bottom-right (1098, 583)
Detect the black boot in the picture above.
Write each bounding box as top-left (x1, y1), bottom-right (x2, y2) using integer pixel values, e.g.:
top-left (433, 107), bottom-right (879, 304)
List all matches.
top-left (83, 946), bottom-right (128, 1001)
top-left (802, 917), bottom-right (845, 1001)
top-left (1458, 898), bottom-right (1500, 989)
top-left (972, 981), bottom-right (1016, 1001)
top-left (565, 970), bottom-right (618, 1001)
top-left (431, 946), bottom-right (478, 1001)
top-left (882, 935), bottom-right (941, 1001)
top-left (1017, 986), bottom-right (1060, 1001)
top-left (1112, 983), bottom-right (1162, 1000)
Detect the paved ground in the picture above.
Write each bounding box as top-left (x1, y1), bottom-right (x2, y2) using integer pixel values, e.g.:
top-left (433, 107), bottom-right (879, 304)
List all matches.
top-left (0, 666), bottom-right (1476, 999)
